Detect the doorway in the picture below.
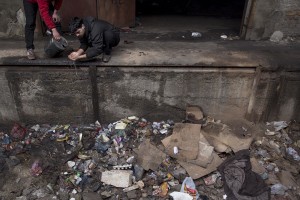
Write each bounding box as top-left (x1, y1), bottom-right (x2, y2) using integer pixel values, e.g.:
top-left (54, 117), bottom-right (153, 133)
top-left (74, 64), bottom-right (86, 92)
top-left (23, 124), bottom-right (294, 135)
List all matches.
top-left (134, 0), bottom-right (247, 40)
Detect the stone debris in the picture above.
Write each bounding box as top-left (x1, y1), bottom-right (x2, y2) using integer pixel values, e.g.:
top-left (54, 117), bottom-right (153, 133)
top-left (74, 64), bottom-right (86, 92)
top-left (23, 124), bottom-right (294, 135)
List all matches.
top-left (0, 109), bottom-right (300, 200)
top-left (134, 139), bottom-right (167, 171)
top-left (270, 31), bottom-right (284, 42)
top-left (186, 106), bottom-right (204, 123)
top-left (123, 180), bottom-right (144, 192)
top-left (101, 170), bottom-right (133, 188)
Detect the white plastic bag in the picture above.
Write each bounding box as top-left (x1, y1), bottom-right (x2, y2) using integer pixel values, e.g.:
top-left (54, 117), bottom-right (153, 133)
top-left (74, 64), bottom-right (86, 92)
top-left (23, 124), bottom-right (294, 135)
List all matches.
top-left (180, 177), bottom-right (199, 199)
top-left (170, 191), bottom-right (193, 200)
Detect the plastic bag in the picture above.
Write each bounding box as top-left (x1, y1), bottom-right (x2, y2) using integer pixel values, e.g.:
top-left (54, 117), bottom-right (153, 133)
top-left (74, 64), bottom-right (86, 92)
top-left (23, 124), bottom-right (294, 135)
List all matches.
top-left (10, 123), bottom-right (26, 140)
top-left (30, 160), bottom-right (43, 176)
top-left (271, 183), bottom-right (288, 195)
top-left (180, 177), bottom-right (199, 199)
top-left (170, 191), bottom-right (193, 200)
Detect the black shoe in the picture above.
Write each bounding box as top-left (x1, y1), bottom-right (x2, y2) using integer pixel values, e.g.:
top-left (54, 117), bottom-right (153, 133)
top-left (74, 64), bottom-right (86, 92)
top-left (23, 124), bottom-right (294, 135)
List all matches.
top-left (103, 54), bottom-right (111, 63)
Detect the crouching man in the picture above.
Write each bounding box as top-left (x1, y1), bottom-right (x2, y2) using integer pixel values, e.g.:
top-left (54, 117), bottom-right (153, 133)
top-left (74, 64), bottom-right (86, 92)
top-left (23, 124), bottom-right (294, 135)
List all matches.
top-left (68, 16), bottom-right (120, 62)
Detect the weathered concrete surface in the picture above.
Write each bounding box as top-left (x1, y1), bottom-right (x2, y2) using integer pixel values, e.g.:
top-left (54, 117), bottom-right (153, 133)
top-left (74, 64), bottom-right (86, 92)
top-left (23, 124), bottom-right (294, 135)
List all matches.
top-left (247, 71), bottom-right (300, 122)
top-left (246, 0), bottom-right (300, 40)
top-left (1, 36), bottom-right (300, 70)
top-left (0, 35), bottom-right (299, 125)
top-left (3, 68), bottom-right (94, 125)
top-left (0, 0), bottom-right (25, 37)
top-left (96, 67), bottom-right (255, 123)
top-left (0, 69), bottom-right (19, 122)
top-left (0, 65), bottom-right (299, 125)
top-left (0, 66), bottom-right (256, 124)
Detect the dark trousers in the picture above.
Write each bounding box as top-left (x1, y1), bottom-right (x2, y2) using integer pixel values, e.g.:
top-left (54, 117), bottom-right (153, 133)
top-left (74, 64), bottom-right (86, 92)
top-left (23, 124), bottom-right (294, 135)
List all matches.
top-left (103, 30), bottom-right (120, 55)
top-left (23, 0), bottom-right (61, 50)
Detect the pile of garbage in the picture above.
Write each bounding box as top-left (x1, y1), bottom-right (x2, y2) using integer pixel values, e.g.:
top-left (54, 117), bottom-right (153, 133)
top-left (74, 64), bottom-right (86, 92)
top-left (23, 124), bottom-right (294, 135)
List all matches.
top-left (0, 106), bottom-right (300, 200)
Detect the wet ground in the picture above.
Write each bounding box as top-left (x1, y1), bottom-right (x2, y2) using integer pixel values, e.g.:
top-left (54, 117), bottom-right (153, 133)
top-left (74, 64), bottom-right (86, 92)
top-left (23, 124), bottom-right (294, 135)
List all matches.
top-left (1, 113), bottom-right (300, 200)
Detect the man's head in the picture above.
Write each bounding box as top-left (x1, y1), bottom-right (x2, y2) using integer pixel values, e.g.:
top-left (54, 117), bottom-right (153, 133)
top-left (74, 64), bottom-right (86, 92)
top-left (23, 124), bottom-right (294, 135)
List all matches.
top-left (69, 17), bottom-right (85, 38)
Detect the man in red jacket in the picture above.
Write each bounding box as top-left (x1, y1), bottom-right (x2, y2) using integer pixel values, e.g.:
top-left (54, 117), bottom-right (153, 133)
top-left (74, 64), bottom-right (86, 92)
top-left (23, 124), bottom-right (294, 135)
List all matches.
top-left (23, 0), bottom-right (63, 60)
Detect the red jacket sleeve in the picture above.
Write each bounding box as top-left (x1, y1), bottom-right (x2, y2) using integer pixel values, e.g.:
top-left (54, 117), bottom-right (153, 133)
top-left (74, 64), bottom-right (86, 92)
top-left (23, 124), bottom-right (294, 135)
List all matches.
top-left (37, 0), bottom-right (63, 30)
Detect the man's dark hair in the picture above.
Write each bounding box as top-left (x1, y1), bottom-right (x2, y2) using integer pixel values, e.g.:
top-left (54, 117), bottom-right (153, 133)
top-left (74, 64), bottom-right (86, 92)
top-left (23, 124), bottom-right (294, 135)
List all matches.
top-left (69, 17), bottom-right (83, 33)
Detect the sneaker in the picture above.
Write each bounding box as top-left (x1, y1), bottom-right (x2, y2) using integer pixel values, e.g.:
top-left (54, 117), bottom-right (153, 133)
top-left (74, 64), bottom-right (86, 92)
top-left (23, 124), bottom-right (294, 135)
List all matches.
top-left (103, 54), bottom-right (111, 63)
top-left (27, 49), bottom-right (36, 60)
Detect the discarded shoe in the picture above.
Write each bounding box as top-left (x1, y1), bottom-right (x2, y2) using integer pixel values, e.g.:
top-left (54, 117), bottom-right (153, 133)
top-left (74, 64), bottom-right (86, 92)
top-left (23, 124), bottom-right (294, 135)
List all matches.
top-left (103, 54), bottom-right (111, 63)
top-left (27, 49), bottom-right (36, 60)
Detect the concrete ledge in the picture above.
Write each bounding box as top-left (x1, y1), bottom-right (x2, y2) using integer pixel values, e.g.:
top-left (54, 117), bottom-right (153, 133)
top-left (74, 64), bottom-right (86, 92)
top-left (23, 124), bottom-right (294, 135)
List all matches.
top-left (0, 36), bottom-right (299, 124)
top-left (1, 37), bottom-right (300, 71)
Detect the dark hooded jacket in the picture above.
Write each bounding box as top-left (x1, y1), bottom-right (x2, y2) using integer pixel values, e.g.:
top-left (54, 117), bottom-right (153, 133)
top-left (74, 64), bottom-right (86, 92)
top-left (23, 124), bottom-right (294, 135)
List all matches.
top-left (79, 17), bottom-right (120, 58)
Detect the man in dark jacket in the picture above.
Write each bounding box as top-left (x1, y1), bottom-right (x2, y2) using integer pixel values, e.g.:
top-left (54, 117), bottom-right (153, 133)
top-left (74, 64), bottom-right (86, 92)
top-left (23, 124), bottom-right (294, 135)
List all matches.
top-left (23, 0), bottom-right (63, 60)
top-left (68, 17), bottom-right (120, 63)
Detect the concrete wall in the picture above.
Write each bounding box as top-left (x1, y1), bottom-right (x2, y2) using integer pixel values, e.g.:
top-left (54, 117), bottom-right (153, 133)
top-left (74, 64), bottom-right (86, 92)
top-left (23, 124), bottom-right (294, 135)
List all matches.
top-left (0, 66), bottom-right (299, 125)
top-left (3, 67), bottom-right (94, 125)
top-left (0, 1), bottom-right (25, 37)
top-left (96, 67), bottom-right (255, 123)
top-left (247, 71), bottom-right (300, 122)
top-left (246, 0), bottom-right (300, 40)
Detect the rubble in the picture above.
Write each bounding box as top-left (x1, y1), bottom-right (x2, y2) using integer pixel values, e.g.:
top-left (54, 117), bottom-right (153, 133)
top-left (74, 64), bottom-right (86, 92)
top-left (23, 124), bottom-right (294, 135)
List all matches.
top-left (270, 31), bottom-right (284, 43)
top-left (0, 110), bottom-right (299, 200)
top-left (186, 106), bottom-right (204, 123)
top-left (101, 170), bottom-right (133, 188)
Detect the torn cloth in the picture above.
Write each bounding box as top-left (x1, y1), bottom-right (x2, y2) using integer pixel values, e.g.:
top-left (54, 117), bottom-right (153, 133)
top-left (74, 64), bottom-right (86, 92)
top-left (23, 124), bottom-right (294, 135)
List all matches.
top-left (217, 149), bottom-right (270, 200)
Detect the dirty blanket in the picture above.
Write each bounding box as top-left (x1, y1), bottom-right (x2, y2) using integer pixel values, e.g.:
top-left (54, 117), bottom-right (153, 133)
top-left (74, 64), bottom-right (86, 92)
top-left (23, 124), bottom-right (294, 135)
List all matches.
top-left (217, 149), bottom-right (270, 200)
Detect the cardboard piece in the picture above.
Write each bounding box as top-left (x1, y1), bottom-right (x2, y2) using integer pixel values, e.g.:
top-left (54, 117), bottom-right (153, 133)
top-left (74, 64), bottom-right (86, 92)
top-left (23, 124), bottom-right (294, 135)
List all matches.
top-left (187, 140), bottom-right (214, 168)
top-left (178, 153), bottom-right (223, 179)
top-left (162, 123), bottom-right (219, 179)
top-left (250, 157), bottom-right (266, 174)
top-left (164, 123), bottom-right (201, 161)
top-left (134, 139), bottom-right (166, 171)
top-left (162, 124), bottom-right (214, 168)
top-left (202, 122), bottom-right (253, 152)
top-left (278, 171), bottom-right (298, 188)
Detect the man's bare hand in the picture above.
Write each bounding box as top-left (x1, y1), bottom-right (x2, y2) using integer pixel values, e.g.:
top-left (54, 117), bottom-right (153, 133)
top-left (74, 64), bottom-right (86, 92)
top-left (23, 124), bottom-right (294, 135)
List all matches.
top-left (52, 28), bottom-right (61, 41)
top-left (52, 11), bottom-right (61, 23)
top-left (68, 52), bottom-right (80, 61)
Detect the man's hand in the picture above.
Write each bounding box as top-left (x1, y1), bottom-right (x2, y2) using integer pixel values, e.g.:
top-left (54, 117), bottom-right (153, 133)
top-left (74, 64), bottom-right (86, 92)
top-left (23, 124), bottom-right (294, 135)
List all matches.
top-left (52, 28), bottom-right (61, 40)
top-left (68, 52), bottom-right (80, 61)
top-left (68, 49), bottom-right (86, 61)
top-left (52, 10), bottom-right (61, 23)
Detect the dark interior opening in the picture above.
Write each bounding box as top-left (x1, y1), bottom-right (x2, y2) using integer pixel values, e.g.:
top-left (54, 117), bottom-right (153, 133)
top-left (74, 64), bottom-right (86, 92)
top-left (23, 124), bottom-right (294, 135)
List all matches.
top-left (135, 0), bottom-right (247, 40)
top-left (136, 0), bottom-right (245, 18)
